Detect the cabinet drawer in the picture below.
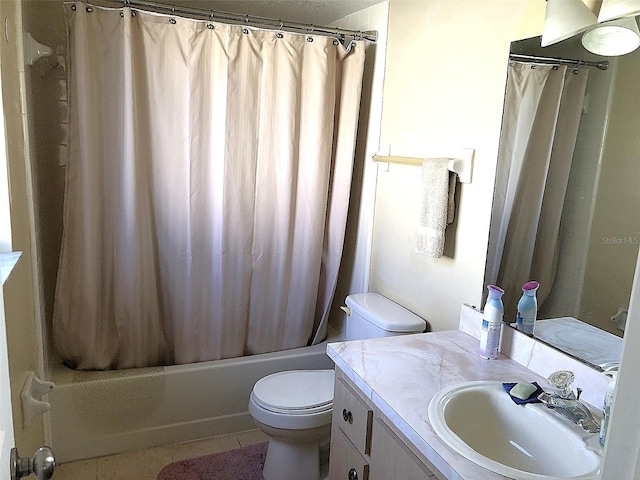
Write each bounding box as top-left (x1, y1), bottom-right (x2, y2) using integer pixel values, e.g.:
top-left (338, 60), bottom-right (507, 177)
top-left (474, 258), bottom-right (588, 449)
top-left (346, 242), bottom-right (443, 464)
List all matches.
top-left (329, 427), bottom-right (370, 480)
top-left (333, 377), bottom-right (373, 455)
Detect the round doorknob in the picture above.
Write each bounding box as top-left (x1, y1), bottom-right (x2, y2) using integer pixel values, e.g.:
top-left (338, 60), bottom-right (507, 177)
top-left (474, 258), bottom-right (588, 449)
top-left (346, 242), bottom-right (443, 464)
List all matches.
top-left (348, 467), bottom-right (358, 480)
top-left (11, 446), bottom-right (55, 480)
top-left (33, 447), bottom-right (56, 480)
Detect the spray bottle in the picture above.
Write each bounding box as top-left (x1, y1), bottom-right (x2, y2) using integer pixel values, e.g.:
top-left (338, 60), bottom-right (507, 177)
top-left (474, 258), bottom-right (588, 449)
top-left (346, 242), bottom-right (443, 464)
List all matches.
top-left (515, 281), bottom-right (540, 335)
top-left (479, 285), bottom-right (505, 360)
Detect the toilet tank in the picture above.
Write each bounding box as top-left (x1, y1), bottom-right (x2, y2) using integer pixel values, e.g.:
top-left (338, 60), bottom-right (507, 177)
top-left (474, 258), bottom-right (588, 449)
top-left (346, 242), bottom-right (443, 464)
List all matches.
top-left (344, 293), bottom-right (426, 341)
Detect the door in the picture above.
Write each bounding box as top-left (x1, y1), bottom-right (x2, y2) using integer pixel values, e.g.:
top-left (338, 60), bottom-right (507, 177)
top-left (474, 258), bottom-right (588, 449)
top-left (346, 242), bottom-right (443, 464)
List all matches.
top-left (0, 288), bottom-right (16, 480)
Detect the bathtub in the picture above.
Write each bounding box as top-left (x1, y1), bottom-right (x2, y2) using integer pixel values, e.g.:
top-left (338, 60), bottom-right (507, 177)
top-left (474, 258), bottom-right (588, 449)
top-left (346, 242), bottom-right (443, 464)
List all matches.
top-left (48, 336), bottom-right (337, 463)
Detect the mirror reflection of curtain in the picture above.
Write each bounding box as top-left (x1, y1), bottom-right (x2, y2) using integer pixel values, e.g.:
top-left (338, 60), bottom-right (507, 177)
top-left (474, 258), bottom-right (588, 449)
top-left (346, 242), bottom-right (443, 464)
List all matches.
top-left (54, 6), bottom-right (365, 370)
top-left (486, 62), bottom-right (588, 319)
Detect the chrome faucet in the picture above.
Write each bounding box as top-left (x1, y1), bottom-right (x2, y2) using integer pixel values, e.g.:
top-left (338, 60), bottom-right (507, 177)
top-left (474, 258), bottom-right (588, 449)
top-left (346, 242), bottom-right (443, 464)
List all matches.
top-left (537, 370), bottom-right (601, 434)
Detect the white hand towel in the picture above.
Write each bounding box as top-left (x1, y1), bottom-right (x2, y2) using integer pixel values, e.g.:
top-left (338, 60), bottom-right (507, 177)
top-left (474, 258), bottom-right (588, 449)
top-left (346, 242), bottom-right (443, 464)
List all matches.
top-left (416, 158), bottom-right (457, 258)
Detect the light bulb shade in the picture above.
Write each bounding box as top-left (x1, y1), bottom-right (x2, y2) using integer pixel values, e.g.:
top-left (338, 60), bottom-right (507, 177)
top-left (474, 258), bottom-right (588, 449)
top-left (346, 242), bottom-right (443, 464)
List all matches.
top-left (541, 0), bottom-right (597, 47)
top-left (582, 17), bottom-right (640, 56)
top-left (598, 0), bottom-right (640, 22)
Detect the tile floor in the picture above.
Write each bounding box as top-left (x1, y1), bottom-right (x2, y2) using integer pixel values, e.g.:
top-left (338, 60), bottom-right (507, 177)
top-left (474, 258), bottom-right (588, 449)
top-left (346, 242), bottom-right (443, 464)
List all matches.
top-left (53, 429), bottom-right (270, 480)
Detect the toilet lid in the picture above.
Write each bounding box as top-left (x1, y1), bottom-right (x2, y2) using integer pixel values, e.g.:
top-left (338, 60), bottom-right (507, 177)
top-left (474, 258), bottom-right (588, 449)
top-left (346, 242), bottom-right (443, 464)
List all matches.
top-left (252, 370), bottom-right (335, 413)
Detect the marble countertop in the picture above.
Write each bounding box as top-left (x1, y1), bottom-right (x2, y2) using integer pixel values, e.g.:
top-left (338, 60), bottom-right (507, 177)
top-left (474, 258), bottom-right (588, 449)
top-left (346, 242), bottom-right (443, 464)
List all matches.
top-left (327, 330), bottom-right (556, 480)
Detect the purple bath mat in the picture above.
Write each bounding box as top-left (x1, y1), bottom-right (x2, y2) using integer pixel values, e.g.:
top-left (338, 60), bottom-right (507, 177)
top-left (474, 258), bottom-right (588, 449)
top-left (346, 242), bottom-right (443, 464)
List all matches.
top-left (157, 442), bottom-right (267, 480)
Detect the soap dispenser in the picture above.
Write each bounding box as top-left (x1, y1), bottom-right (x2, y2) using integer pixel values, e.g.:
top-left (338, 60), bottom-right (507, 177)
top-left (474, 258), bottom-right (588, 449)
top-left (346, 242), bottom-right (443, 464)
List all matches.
top-left (599, 364), bottom-right (619, 448)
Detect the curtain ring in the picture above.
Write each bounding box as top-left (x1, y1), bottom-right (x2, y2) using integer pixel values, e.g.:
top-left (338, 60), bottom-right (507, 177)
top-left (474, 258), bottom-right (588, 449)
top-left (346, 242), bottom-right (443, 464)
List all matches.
top-left (169, 18), bottom-right (176, 24)
top-left (333, 28), bottom-right (341, 44)
top-left (71, 4), bottom-right (76, 11)
top-left (244, 15), bottom-right (250, 24)
top-left (207, 23), bottom-right (214, 30)
top-left (242, 28), bottom-right (249, 34)
top-left (307, 36), bottom-right (313, 42)
top-left (308, 24), bottom-right (314, 33)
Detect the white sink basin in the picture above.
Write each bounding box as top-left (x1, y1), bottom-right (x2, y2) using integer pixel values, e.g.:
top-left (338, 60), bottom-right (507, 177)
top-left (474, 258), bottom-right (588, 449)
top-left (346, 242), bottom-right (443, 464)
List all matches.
top-left (428, 381), bottom-right (601, 479)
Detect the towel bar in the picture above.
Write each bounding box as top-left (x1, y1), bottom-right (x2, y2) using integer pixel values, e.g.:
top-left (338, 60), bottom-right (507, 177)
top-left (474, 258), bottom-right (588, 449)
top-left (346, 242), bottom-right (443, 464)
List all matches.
top-left (373, 148), bottom-right (474, 184)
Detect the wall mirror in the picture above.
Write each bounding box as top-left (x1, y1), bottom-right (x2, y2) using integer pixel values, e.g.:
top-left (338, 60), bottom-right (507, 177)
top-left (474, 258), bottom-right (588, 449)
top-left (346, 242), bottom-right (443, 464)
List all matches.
top-left (484, 31), bottom-right (640, 369)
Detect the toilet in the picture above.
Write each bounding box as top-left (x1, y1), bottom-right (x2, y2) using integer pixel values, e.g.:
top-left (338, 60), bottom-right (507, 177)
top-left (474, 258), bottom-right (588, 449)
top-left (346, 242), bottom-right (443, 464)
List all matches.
top-left (248, 293), bottom-right (426, 480)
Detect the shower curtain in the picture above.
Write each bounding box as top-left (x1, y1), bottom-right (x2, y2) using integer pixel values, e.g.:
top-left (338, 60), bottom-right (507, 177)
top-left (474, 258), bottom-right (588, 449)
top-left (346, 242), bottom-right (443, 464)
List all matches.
top-left (485, 62), bottom-right (588, 319)
top-left (54, 4), bottom-right (365, 370)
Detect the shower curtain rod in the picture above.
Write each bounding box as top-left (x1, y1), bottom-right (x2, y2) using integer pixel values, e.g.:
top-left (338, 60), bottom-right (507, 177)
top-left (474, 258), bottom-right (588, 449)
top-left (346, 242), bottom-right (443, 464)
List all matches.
top-left (509, 53), bottom-right (609, 70)
top-left (80, 0), bottom-right (378, 42)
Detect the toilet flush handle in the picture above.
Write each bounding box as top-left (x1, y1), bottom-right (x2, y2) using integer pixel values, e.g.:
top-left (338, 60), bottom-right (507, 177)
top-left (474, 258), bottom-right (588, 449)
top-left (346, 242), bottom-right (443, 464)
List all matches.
top-left (340, 306), bottom-right (351, 316)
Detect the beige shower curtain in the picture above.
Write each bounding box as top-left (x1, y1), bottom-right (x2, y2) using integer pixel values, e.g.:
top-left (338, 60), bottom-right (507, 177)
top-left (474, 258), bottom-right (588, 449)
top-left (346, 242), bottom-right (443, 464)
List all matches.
top-left (486, 62), bottom-right (588, 319)
top-left (54, 5), bottom-right (365, 369)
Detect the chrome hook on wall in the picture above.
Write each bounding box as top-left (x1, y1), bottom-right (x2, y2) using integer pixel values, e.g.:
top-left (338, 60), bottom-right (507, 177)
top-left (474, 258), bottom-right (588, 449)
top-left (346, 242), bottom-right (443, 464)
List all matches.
top-left (20, 371), bottom-right (55, 427)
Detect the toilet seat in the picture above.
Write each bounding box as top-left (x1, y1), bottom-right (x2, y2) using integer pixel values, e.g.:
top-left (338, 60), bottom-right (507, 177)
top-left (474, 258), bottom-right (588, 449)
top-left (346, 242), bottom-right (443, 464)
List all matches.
top-left (249, 369), bottom-right (335, 430)
top-left (252, 370), bottom-right (334, 414)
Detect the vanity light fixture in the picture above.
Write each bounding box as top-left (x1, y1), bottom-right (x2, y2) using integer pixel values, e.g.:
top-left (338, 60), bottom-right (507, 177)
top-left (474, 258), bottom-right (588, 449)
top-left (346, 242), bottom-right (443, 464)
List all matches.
top-left (541, 0), bottom-right (597, 47)
top-left (582, 17), bottom-right (640, 56)
top-left (598, 0), bottom-right (640, 22)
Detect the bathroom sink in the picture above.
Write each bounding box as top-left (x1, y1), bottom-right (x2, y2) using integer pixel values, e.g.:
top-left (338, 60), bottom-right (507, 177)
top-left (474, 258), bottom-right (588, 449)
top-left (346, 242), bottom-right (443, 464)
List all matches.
top-left (427, 381), bottom-right (601, 479)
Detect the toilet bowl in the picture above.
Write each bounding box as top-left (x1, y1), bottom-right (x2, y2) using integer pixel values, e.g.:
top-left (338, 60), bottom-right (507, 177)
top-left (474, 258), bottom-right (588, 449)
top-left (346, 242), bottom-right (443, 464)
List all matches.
top-left (248, 293), bottom-right (427, 480)
top-left (248, 369), bottom-right (334, 480)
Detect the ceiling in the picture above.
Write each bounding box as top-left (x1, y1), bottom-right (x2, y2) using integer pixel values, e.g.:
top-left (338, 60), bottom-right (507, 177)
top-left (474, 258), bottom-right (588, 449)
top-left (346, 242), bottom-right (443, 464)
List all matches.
top-left (173, 0), bottom-right (386, 25)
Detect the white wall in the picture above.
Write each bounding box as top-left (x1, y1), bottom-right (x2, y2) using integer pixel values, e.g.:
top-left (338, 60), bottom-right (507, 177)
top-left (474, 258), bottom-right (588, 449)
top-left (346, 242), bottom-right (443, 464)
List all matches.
top-left (369, 0), bottom-right (545, 331)
top-left (580, 51), bottom-right (640, 335)
top-left (22, 0), bottom-right (67, 377)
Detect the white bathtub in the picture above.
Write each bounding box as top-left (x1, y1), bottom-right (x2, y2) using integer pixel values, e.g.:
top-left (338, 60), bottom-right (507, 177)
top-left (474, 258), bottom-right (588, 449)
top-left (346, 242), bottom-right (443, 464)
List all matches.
top-left (48, 338), bottom-right (336, 463)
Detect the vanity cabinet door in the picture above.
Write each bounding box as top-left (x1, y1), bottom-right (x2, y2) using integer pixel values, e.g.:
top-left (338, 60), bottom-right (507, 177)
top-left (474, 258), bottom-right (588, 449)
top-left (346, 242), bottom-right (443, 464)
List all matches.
top-left (329, 428), bottom-right (370, 480)
top-left (333, 377), bottom-right (373, 454)
top-left (369, 417), bottom-right (439, 480)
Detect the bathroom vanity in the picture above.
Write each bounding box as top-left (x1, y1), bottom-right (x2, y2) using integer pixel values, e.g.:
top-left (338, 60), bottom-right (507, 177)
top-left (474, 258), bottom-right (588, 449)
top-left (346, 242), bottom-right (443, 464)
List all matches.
top-left (330, 368), bottom-right (440, 479)
top-left (326, 322), bottom-right (607, 480)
